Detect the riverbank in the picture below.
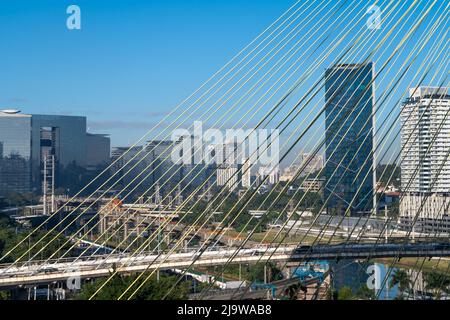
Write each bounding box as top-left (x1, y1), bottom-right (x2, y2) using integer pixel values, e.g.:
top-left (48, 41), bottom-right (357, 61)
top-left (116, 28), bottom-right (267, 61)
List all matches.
top-left (374, 257), bottom-right (450, 274)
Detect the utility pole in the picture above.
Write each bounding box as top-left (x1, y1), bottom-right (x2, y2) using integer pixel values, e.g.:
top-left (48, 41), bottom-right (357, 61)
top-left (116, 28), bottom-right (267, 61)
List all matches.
top-left (43, 157), bottom-right (47, 215)
top-left (384, 204), bottom-right (388, 243)
top-left (239, 264), bottom-right (242, 282)
top-left (264, 265), bottom-right (267, 284)
top-left (42, 155), bottom-right (55, 215)
top-left (51, 155), bottom-right (55, 213)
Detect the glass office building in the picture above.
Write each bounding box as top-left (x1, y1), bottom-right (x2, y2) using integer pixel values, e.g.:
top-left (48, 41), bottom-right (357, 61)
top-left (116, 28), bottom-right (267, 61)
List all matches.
top-left (324, 63), bottom-right (375, 214)
top-left (0, 110), bottom-right (110, 196)
top-left (30, 114), bottom-right (88, 189)
top-left (0, 110), bottom-right (32, 195)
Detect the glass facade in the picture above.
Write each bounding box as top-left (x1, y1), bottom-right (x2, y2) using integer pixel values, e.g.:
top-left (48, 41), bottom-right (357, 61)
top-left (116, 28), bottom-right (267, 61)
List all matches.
top-left (111, 146), bottom-right (156, 197)
top-left (324, 63), bottom-right (374, 214)
top-left (30, 114), bottom-right (87, 190)
top-left (1, 112), bottom-right (109, 196)
top-left (0, 112), bottom-right (32, 195)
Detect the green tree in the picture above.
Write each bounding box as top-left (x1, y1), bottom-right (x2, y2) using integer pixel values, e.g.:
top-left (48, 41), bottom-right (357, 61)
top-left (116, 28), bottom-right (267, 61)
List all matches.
top-left (0, 213), bottom-right (73, 263)
top-left (377, 164), bottom-right (401, 188)
top-left (337, 286), bottom-right (354, 300)
top-left (0, 290), bottom-right (10, 300)
top-left (248, 263), bottom-right (283, 283)
top-left (76, 273), bottom-right (188, 300)
top-left (356, 284), bottom-right (376, 300)
top-left (390, 269), bottom-right (410, 298)
top-left (424, 271), bottom-right (450, 300)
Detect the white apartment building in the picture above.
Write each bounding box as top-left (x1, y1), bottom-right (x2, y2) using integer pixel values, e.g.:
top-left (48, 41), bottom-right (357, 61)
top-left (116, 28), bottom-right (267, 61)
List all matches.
top-left (399, 87), bottom-right (450, 232)
top-left (258, 166), bottom-right (280, 185)
top-left (214, 142), bottom-right (241, 191)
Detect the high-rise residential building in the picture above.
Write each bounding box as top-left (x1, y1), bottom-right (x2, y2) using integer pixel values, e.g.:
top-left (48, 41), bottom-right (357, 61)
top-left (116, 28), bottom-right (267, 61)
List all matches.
top-left (399, 87), bottom-right (450, 232)
top-left (213, 142), bottom-right (242, 191)
top-left (258, 166), bottom-right (280, 185)
top-left (0, 109), bottom-right (110, 196)
top-left (241, 160), bottom-right (252, 188)
top-left (216, 166), bottom-right (239, 190)
top-left (299, 153), bottom-right (324, 177)
top-left (324, 63), bottom-right (375, 214)
top-left (280, 153), bottom-right (324, 182)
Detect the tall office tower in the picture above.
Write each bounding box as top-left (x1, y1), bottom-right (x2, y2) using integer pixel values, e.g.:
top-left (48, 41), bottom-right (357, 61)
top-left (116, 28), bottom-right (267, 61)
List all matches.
top-left (399, 87), bottom-right (450, 233)
top-left (146, 140), bottom-right (183, 191)
top-left (324, 63), bottom-right (375, 215)
top-left (111, 146), bottom-right (154, 193)
top-left (0, 110), bottom-right (32, 195)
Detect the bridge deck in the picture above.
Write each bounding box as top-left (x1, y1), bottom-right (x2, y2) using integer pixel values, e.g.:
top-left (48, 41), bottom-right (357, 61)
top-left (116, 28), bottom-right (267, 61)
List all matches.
top-left (1, 243), bottom-right (449, 288)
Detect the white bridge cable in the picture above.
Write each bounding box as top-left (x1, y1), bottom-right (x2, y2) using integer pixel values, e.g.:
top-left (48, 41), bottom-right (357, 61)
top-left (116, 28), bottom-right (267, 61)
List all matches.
top-left (46, 0), bottom-right (349, 265)
top-left (203, 0), bottom-right (414, 252)
top-left (0, 0), bottom-right (309, 264)
top-left (356, 77), bottom-right (447, 298)
top-left (4, 0), bottom-right (319, 266)
top-left (17, 0), bottom-right (348, 270)
top-left (405, 194), bottom-right (450, 300)
top-left (0, 0), bottom-right (352, 288)
top-left (196, 0), bottom-right (444, 299)
top-left (193, 0), bottom-right (423, 298)
top-left (85, 0), bottom-right (380, 298)
top-left (295, 2), bottom-right (448, 268)
top-left (279, 10), bottom-right (449, 300)
top-left (2, 1), bottom-right (444, 302)
top-left (118, 0), bottom-right (414, 300)
top-left (375, 82), bottom-right (450, 300)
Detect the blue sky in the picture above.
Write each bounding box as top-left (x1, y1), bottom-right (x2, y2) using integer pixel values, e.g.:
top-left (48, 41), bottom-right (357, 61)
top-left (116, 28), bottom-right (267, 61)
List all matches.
top-left (0, 0), bottom-right (447, 166)
top-left (0, 0), bottom-right (292, 146)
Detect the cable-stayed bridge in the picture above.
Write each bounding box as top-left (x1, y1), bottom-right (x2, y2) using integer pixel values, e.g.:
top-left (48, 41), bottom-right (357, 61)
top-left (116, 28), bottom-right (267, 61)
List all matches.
top-left (1, 0), bottom-right (449, 300)
top-left (1, 242), bottom-right (450, 288)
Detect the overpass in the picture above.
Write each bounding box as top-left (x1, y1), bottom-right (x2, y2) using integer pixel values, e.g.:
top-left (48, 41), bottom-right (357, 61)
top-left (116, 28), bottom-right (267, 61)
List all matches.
top-left (0, 242), bottom-right (449, 288)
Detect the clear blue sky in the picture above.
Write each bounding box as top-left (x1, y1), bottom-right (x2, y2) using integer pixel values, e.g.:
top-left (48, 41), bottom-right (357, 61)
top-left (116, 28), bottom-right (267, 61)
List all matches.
top-left (0, 0), bottom-right (293, 147)
top-left (0, 0), bottom-right (446, 167)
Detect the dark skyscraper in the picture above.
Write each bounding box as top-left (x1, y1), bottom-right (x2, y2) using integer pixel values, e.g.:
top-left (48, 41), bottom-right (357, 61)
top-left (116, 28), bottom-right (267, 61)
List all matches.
top-left (324, 63), bottom-right (375, 214)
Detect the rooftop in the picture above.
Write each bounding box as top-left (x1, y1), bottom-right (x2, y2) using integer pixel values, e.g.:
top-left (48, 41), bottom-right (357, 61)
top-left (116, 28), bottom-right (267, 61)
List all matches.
top-left (0, 109), bottom-right (31, 118)
top-left (409, 86), bottom-right (449, 99)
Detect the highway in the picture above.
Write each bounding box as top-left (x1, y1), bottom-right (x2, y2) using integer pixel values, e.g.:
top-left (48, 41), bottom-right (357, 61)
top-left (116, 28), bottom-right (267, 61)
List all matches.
top-left (0, 242), bottom-right (449, 288)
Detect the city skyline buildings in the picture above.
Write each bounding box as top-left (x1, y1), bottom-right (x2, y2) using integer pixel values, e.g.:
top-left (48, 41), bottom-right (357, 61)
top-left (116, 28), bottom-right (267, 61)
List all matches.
top-left (0, 1), bottom-right (440, 153)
